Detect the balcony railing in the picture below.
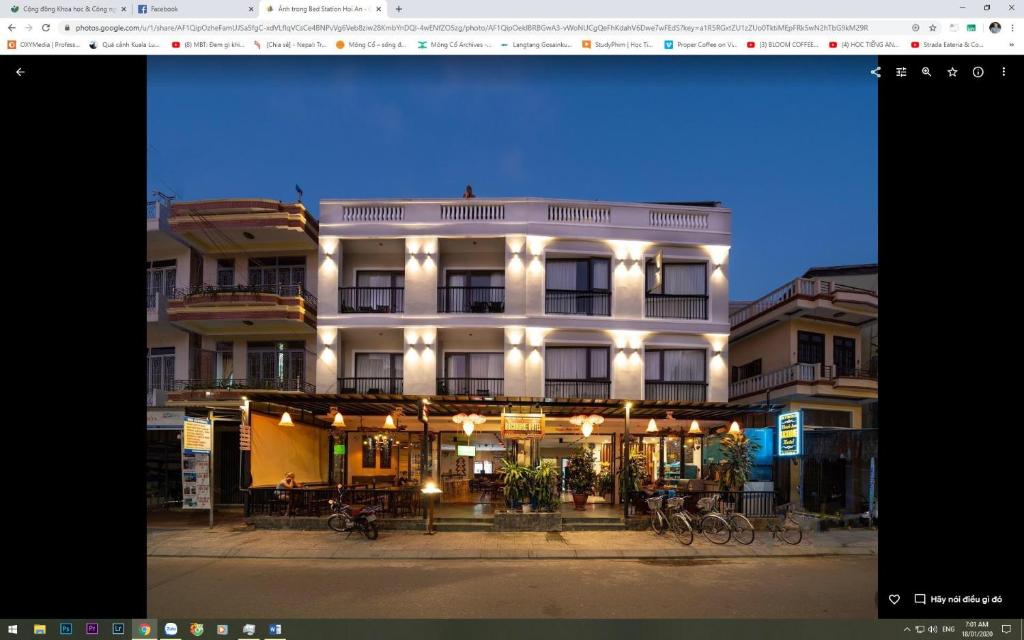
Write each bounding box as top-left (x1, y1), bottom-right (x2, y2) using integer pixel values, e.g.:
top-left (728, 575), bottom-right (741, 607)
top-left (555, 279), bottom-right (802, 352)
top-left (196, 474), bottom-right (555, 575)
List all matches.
top-left (146, 201), bottom-right (158, 219)
top-left (437, 378), bottom-right (504, 396)
top-left (171, 283), bottom-right (318, 311)
top-left (824, 365), bottom-right (877, 380)
top-left (644, 381), bottom-right (707, 402)
top-left (545, 290), bottom-right (611, 316)
top-left (545, 379), bottom-right (611, 399)
top-left (339, 287), bottom-right (404, 313)
top-left (172, 378), bottom-right (315, 393)
top-left (645, 294), bottom-right (708, 320)
top-left (730, 363), bottom-right (819, 398)
top-left (730, 278), bottom-right (877, 328)
top-left (437, 287), bottom-right (505, 313)
top-left (338, 377), bottom-right (404, 394)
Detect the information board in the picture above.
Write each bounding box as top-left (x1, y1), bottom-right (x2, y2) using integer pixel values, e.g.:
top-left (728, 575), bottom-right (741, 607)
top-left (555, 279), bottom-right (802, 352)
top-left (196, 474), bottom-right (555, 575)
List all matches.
top-left (777, 411), bottom-right (803, 457)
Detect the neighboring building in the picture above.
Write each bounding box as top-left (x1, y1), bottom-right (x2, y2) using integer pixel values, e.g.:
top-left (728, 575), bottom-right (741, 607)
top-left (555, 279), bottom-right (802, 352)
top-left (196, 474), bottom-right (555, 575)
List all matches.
top-left (728, 265), bottom-right (878, 515)
top-left (314, 197), bottom-right (733, 487)
top-left (146, 197), bottom-right (319, 507)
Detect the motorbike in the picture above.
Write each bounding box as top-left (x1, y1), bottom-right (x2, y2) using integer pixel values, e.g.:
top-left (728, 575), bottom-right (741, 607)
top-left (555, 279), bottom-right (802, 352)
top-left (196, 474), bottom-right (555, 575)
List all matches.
top-left (327, 486), bottom-right (381, 540)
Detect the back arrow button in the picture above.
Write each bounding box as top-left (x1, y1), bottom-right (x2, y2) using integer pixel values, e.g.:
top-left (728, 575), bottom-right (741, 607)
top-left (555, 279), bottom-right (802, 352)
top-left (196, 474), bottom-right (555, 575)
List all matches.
top-left (16, 67), bottom-right (26, 77)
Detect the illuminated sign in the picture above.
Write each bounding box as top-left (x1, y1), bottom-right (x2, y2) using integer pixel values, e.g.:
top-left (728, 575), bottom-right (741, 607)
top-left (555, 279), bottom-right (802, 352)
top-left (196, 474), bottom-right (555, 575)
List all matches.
top-left (182, 416), bottom-right (212, 453)
top-left (501, 412), bottom-right (545, 440)
top-left (457, 445), bottom-right (476, 456)
top-left (777, 411), bottom-right (803, 457)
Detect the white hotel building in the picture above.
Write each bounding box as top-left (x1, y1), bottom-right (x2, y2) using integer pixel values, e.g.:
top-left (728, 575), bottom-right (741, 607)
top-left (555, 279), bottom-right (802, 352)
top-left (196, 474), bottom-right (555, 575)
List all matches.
top-left (314, 198), bottom-right (732, 404)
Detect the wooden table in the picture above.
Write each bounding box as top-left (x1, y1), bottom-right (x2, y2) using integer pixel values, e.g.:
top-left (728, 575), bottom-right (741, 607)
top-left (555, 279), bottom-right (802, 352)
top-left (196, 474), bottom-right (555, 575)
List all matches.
top-left (441, 477), bottom-right (471, 503)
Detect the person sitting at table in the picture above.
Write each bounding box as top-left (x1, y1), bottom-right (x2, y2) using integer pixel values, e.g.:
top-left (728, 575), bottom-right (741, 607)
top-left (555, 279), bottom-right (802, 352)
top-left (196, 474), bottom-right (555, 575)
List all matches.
top-left (275, 472), bottom-right (302, 516)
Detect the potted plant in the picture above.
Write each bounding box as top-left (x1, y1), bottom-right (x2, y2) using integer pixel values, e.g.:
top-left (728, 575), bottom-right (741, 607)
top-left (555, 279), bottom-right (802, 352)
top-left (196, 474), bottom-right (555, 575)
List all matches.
top-left (499, 458), bottom-right (531, 512)
top-left (619, 453), bottom-right (648, 515)
top-left (719, 432), bottom-right (760, 512)
top-left (597, 470), bottom-right (615, 501)
top-left (565, 445), bottom-right (598, 510)
top-left (532, 461), bottom-right (561, 512)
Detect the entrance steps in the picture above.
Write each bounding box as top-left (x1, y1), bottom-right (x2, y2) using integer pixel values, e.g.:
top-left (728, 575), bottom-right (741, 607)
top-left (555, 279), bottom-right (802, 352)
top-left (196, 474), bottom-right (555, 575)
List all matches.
top-left (561, 516), bottom-right (626, 531)
top-left (434, 517), bottom-right (496, 532)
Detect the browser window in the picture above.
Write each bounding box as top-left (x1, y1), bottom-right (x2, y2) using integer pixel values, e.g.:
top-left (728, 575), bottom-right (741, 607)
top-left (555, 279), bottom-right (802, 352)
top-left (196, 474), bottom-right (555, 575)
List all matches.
top-left (1, 0), bottom-right (1018, 638)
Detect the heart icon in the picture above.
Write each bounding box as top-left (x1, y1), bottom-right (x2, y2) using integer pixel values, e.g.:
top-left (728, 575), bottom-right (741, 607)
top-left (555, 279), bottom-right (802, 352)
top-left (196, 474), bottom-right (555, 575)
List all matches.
top-left (889, 594), bottom-right (901, 605)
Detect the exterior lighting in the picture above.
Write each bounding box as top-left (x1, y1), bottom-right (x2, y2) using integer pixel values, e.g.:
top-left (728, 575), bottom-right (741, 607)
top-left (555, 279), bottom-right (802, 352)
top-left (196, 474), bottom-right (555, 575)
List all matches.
top-left (452, 413), bottom-right (486, 436)
top-left (569, 414), bottom-right (605, 426)
top-left (687, 420), bottom-right (702, 436)
top-left (384, 414), bottom-right (396, 429)
top-left (729, 421), bottom-right (742, 435)
top-left (713, 350), bottom-right (723, 358)
top-left (646, 418), bottom-right (658, 433)
top-left (581, 421), bottom-right (594, 438)
top-left (278, 411), bottom-right (294, 427)
top-left (332, 412), bottom-right (346, 428)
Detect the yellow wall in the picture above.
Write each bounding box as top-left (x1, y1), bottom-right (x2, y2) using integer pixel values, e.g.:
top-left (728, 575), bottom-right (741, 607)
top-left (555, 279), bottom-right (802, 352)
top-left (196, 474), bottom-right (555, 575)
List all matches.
top-left (787, 401), bottom-right (863, 429)
top-left (729, 321), bottom-right (791, 373)
top-left (251, 413), bottom-right (329, 486)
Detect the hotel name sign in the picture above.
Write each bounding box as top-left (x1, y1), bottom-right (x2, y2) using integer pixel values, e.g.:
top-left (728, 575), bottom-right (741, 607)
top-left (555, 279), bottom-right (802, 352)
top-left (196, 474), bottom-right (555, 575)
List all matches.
top-left (501, 412), bottom-right (545, 440)
top-left (777, 410), bottom-right (803, 457)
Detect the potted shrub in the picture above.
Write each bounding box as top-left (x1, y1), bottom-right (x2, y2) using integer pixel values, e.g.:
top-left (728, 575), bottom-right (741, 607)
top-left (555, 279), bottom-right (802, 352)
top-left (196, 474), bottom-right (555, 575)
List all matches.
top-left (499, 458), bottom-right (531, 512)
top-left (532, 461), bottom-right (561, 512)
top-left (619, 453), bottom-right (648, 515)
top-left (565, 445), bottom-right (598, 510)
top-left (597, 470), bottom-right (615, 501)
top-left (719, 432), bottom-right (760, 512)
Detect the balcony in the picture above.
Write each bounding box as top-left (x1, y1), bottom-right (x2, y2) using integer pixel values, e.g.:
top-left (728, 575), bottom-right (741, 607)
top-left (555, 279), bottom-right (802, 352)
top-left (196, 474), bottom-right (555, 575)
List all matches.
top-left (339, 287), bottom-right (404, 313)
top-left (729, 363), bottom-right (877, 401)
top-left (437, 287), bottom-right (505, 314)
top-left (437, 378), bottom-right (504, 396)
top-left (645, 294), bottom-right (708, 320)
top-left (544, 379), bottom-right (611, 399)
top-left (645, 381), bottom-right (708, 402)
top-left (338, 377), bottom-right (404, 394)
top-left (166, 378), bottom-right (314, 402)
top-left (146, 291), bottom-right (168, 323)
top-left (545, 290), bottom-right (611, 316)
top-left (167, 283), bottom-right (317, 334)
top-left (169, 199), bottom-right (318, 252)
top-left (730, 278), bottom-right (877, 339)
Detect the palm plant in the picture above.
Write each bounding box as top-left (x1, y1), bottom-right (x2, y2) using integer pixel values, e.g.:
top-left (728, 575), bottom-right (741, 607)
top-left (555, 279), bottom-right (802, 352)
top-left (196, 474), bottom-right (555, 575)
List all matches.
top-left (499, 458), bottom-right (532, 510)
top-left (532, 461), bottom-right (561, 512)
top-left (719, 432), bottom-right (760, 492)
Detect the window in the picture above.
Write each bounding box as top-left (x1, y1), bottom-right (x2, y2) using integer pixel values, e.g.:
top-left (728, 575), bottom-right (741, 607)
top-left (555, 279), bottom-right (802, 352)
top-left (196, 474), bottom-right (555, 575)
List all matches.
top-left (146, 259), bottom-right (177, 304)
top-left (248, 256), bottom-right (306, 292)
top-left (216, 259), bottom-right (235, 286)
top-left (379, 438), bottom-right (393, 468)
top-left (146, 347), bottom-right (175, 391)
top-left (797, 331), bottom-right (825, 365)
top-left (356, 270), bottom-right (404, 288)
top-left (355, 353), bottom-right (403, 379)
top-left (473, 460), bottom-right (493, 474)
top-left (646, 262), bottom-right (707, 296)
top-left (215, 341), bottom-right (234, 381)
top-left (446, 271), bottom-right (504, 288)
top-left (730, 358), bottom-right (762, 383)
top-left (443, 353), bottom-right (503, 394)
top-left (645, 349), bottom-right (706, 382)
top-left (546, 258), bottom-right (610, 291)
top-left (362, 436), bottom-right (376, 468)
top-left (247, 341), bottom-right (305, 389)
top-left (545, 347), bottom-right (609, 380)
top-left (833, 336), bottom-right (857, 376)
top-left (802, 409), bottom-right (853, 429)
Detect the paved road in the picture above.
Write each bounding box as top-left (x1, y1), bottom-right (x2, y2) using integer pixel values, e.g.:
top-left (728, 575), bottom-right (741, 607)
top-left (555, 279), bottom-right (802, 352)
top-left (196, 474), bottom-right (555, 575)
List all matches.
top-left (148, 556), bottom-right (877, 618)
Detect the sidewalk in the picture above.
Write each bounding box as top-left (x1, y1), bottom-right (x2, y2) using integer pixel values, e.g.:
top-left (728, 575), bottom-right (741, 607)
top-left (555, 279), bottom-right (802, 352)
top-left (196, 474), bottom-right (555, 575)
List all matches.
top-left (147, 526), bottom-right (877, 560)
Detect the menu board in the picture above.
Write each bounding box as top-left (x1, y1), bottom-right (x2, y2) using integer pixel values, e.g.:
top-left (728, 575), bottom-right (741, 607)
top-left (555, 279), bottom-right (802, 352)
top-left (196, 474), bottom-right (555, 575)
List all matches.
top-left (777, 411), bottom-right (803, 457)
top-left (182, 450), bottom-right (211, 509)
top-left (183, 416), bottom-right (212, 453)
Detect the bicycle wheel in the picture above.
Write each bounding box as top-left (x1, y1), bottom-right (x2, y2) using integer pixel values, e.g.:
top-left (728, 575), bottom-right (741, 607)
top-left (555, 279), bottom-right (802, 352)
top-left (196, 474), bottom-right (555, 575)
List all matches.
top-left (730, 514), bottom-right (755, 545)
top-left (701, 514), bottom-right (731, 544)
top-left (651, 510), bottom-right (668, 535)
top-left (670, 513), bottom-right (694, 545)
top-left (780, 520), bottom-right (803, 545)
top-left (327, 514), bottom-right (346, 533)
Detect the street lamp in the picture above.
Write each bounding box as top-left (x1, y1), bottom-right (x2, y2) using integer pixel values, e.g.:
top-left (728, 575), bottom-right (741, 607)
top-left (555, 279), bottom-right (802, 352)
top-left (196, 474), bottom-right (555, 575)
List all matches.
top-left (421, 480), bottom-right (443, 535)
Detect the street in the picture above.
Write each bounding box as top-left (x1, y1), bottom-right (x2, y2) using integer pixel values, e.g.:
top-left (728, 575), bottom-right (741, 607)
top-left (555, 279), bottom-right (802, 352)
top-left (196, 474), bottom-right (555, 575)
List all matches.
top-left (148, 556), bottom-right (877, 618)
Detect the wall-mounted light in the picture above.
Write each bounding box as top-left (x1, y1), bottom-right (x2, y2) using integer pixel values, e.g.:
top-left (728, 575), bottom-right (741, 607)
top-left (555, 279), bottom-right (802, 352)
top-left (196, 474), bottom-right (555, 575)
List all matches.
top-left (711, 263), bottom-right (723, 273)
top-left (713, 350), bottom-right (723, 358)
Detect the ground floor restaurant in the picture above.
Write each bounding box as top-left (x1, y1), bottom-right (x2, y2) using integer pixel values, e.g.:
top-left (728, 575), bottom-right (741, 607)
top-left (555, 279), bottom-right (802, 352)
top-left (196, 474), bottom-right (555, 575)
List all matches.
top-left (235, 393), bottom-right (786, 520)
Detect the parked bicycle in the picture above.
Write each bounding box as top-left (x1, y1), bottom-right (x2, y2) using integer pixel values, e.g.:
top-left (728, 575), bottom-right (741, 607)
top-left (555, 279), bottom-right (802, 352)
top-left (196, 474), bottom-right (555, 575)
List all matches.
top-left (702, 494), bottom-right (755, 545)
top-left (647, 495), bottom-right (670, 534)
top-left (767, 502), bottom-right (803, 545)
top-left (664, 495), bottom-right (732, 545)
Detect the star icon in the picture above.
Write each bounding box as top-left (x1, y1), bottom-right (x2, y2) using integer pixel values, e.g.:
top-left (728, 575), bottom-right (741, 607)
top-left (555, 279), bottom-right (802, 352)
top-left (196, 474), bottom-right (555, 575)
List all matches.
top-left (929, 23), bottom-right (938, 31)
top-left (948, 67), bottom-right (959, 77)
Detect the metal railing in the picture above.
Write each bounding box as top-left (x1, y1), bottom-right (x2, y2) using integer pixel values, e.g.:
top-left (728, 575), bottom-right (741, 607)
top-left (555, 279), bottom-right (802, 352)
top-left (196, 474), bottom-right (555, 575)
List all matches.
top-left (437, 286), bottom-right (505, 313)
top-left (171, 283), bottom-right (318, 310)
top-left (630, 490), bottom-right (777, 518)
top-left (171, 378), bottom-right (314, 393)
top-left (545, 289), bottom-right (611, 316)
top-left (645, 294), bottom-right (708, 319)
top-left (338, 377), bottom-right (404, 394)
top-left (544, 379), bottom-right (611, 399)
top-left (644, 381), bottom-right (707, 402)
top-left (730, 278), bottom-right (877, 327)
top-left (339, 287), bottom-right (404, 313)
top-left (437, 378), bottom-right (504, 396)
top-left (824, 365), bottom-right (877, 380)
top-left (146, 201), bottom-right (158, 219)
top-left (245, 486), bottom-right (422, 518)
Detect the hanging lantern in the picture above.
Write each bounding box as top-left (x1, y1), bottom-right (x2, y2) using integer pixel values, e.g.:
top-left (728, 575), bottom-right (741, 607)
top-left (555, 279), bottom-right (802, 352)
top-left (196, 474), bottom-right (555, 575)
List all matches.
top-left (646, 418), bottom-right (658, 433)
top-left (687, 420), bottom-right (702, 436)
top-left (278, 411), bottom-right (294, 427)
top-left (332, 411), bottom-right (346, 428)
top-left (729, 420), bottom-right (742, 435)
top-left (581, 420), bottom-right (594, 438)
top-left (384, 414), bottom-right (396, 429)
top-left (463, 421), bottom-right (475, 437)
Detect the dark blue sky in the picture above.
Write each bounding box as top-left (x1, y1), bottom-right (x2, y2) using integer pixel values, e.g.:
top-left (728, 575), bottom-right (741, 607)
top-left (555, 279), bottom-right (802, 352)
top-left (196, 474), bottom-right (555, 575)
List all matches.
top-left (148, 56), bottom-right (877, 300)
